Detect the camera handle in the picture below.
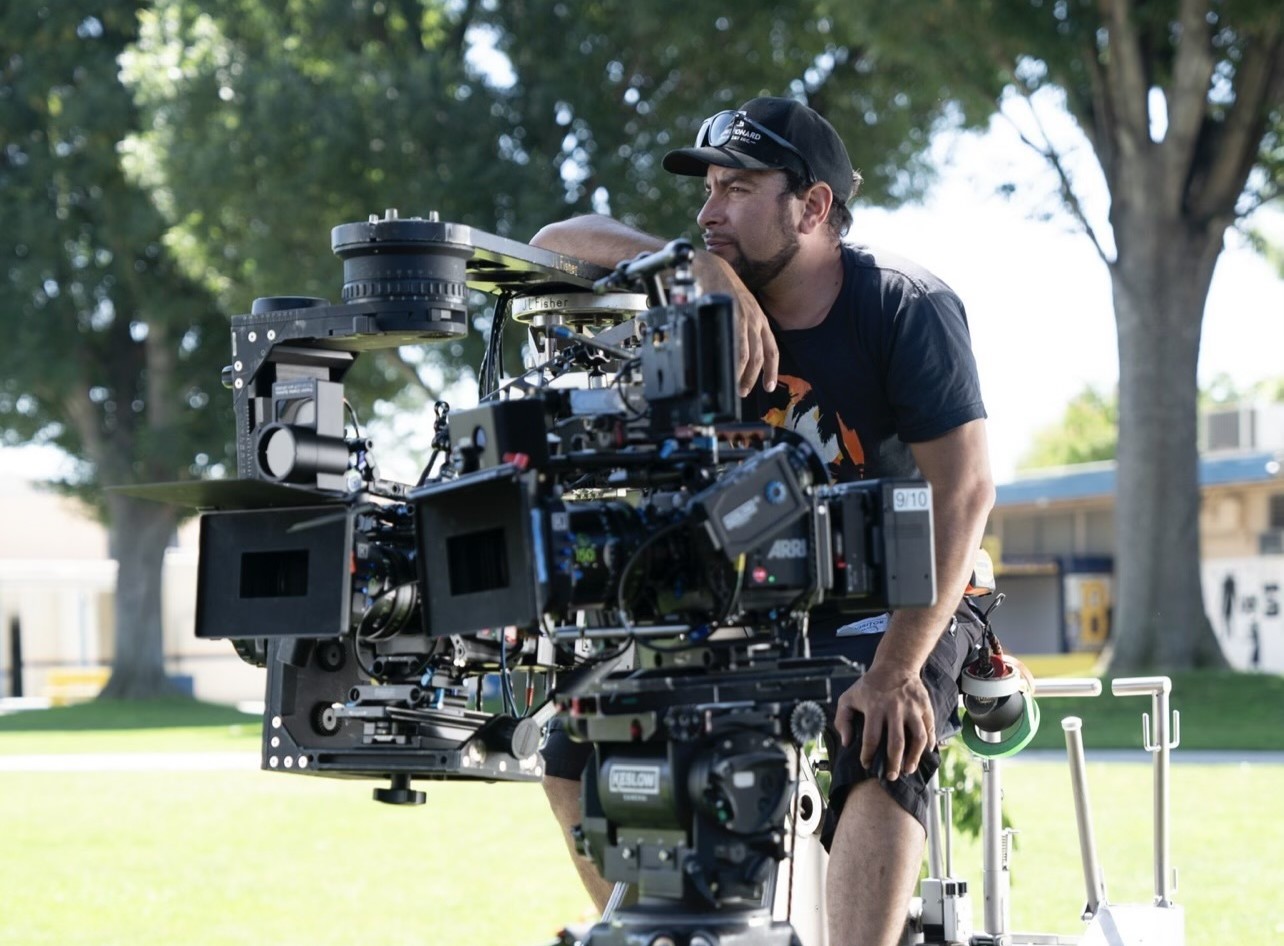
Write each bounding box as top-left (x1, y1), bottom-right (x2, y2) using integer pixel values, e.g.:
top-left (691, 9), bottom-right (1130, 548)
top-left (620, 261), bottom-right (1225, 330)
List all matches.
top-left (593, 239), bottom-right (696, 301)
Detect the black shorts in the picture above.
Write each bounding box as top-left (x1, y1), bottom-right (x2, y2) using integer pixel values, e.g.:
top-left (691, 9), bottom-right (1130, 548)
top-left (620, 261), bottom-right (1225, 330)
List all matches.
top-left (811, 603), bottom-right (984, 846)
top-left (539, 603), bottom-right (984, 840)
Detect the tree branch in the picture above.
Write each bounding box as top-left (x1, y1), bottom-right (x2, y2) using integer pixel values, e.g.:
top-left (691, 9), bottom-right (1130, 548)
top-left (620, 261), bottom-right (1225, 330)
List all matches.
top-left (1097, 0), bottom-right (1152, 158)
top-left (1001, 87), bottom-right (1114, 266)
top-left (1079, 25), bottom-right (1119, 190)
top-left (62, 387), bottom-right (117, 485)
top-left (1163, 0), bottom-right (1216, 206)
top-left (447, 0), bottom-right (480, 59)
top-left (385, 348), bottom-right (435, 396)
top-left (1193, 17), bottom-right (1284, 218)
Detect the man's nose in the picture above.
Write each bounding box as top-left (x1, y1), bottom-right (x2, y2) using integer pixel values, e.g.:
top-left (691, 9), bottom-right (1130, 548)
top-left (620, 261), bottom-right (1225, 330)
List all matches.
top-left (697, 193), bottom-right (721, 228)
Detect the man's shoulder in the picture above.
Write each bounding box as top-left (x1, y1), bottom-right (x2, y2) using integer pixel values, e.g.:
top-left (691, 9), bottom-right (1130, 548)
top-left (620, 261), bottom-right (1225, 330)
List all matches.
top-left (841, 243), bottom-right (957, 299)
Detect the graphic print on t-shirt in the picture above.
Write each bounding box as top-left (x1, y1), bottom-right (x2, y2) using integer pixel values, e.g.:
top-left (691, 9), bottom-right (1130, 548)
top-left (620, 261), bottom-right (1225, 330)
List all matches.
top-left (759, 374), bottom-right (866, 481)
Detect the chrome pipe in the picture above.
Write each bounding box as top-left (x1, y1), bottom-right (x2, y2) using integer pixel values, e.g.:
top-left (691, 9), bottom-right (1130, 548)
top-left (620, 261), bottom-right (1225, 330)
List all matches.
top-left (1031, 677), bottom-right (1103, 698)
top-left (980, 738), bottom-right (1009, 936)
top-left (925, 771), bottom-right (945, 878)
top-left (1111, 676), bottom-right (1178, 907)
top-left (1062, 716), bottom-right (1106, 916)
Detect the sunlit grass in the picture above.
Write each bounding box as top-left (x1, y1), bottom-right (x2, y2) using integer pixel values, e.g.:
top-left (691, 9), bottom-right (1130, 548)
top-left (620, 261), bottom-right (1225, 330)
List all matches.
top-left (1, 676), bottom-right (1279, 944)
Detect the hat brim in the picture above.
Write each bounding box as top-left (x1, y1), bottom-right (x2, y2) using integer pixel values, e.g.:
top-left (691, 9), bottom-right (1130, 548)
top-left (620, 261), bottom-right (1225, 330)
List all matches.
top-left (662, 145), bottom-right (779, 177)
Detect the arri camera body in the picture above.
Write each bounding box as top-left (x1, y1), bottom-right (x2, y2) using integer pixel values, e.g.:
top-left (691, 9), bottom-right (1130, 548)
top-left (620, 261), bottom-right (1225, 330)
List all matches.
top-left (137, 211), bottom-right (937, 941)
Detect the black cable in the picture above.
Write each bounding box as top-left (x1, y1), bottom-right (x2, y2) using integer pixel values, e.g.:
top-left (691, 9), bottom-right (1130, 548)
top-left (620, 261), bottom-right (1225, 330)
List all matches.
top-left (479, 292), bottom-right (513, 399)
top-left (343, 399), bottom-right (364, 439)
top-left (352, 637), bottom-right (383, 683)
top-left (613, 519), bottom-right (686, 634)
top-left (610, 358), bottom-right (647, 418)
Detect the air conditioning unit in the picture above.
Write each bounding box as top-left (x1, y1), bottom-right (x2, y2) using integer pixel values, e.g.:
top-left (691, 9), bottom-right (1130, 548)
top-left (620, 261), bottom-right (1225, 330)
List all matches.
top-left (1200, 404), bottom-right (1284, 453)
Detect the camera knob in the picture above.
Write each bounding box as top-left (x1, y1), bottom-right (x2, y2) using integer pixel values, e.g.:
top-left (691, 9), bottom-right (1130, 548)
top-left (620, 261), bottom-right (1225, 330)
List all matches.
top-left (790, 701), bottom-right (826, 745)
top-left (372, 773), bottom-right (426, 806)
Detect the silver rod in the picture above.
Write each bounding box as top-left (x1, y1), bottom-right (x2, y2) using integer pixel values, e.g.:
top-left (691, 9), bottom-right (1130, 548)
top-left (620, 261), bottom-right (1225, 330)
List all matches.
top-left (551, 624), bottom-right (692, 641)
top-left (1110, 676), bottom-right (1175, 906)
top-left (942, 787), bottom-right (955, 877)
top-left (1152, 687), bottom-right (1173, 905)
top-left (601, 882), bottom-right (629, 921)
top-left (925, 771), bottom-right (945, 878)
top-left (980, 743), bottom-right (1009, 936)
top-left (1110, 675), bottom-right (1170, 697)
top-left (1062, 717), bottom-right (1106, 916)
top-left (1032, 677), bottom-right (1103, 698)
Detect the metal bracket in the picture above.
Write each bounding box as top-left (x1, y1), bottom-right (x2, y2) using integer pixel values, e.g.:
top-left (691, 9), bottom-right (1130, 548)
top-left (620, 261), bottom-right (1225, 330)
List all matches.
top-left (1142, 708), bottom-right (1181, 752)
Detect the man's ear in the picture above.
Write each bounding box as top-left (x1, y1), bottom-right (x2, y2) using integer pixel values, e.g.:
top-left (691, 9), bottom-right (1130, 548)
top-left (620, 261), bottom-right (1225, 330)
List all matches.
top-left (798, 182), bottom-right (834, 235)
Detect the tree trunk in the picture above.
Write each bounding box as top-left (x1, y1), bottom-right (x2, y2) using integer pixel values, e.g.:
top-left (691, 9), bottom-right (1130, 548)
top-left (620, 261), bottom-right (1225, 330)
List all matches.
top-left (1106, 210), bottom-right (1228, 673)
top-left (98, 493), bottom-right (187, 700)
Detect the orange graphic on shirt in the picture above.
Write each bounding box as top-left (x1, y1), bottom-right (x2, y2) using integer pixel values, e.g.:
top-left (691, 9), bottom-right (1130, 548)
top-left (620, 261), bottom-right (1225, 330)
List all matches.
top-left (760, 374), bottom-right (866, 479)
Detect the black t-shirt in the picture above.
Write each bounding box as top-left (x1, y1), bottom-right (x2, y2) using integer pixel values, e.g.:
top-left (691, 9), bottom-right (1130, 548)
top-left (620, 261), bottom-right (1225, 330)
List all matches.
top-left (743, 243), bottom-right (986, 483)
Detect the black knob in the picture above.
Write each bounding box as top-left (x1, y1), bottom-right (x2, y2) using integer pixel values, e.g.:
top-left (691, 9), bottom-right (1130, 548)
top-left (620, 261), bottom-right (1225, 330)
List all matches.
top-left (790, 701), bottom-right (826, 745)
top-left (372, 774), bottom-right (426, 806)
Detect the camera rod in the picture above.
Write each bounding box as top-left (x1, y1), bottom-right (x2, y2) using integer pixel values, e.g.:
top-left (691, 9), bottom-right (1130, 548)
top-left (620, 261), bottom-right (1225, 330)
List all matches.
top-left (593, 238), bottom-right (695, 293)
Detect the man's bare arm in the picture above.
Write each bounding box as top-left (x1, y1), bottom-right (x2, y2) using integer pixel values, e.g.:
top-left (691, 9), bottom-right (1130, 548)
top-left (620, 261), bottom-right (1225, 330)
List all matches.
top-left (531, 215), bottom-right (778, 394)
top-left (530, 214), bottom-right (666, 270)
top-left (834, 418), bottom-right (996, 779)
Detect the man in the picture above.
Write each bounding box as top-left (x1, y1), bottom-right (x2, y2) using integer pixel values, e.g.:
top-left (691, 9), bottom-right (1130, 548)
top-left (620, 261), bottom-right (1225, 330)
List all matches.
top-left (531, 96), bottom-right (995, 946)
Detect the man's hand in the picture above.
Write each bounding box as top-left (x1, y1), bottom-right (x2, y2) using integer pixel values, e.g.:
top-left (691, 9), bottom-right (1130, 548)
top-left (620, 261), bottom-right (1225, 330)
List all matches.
top-left (735, 288), bottom-right (779, 396)
top-left (833, 662), bottom-right (936, 782)
top-left (692, 251), bottom-right (778, 396)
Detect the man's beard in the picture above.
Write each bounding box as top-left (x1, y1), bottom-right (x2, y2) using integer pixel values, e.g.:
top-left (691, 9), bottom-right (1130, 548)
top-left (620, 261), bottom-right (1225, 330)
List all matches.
top-left (726, 208), bottom-right (800, 294)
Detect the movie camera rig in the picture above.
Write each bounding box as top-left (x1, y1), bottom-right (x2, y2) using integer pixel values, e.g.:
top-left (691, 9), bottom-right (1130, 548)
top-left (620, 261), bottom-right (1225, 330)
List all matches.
top-left (134, 211), bottom-right (938, 943)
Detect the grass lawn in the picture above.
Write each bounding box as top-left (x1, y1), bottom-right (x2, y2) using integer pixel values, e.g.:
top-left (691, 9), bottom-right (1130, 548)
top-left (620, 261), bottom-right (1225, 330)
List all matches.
top-left (1, 672), bottom-right (1280, 944)
top-left (2, 753), bottom-right (1278, 945)
top-left (0, 698), bottom-right (260, 755)
top-left (1021, 668), bottom-right (1284, 751)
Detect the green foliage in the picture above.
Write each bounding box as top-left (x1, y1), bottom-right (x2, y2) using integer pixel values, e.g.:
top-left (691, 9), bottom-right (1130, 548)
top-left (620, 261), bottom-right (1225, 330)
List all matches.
top-left (1023, 373), bottom-right (1284, 472)
top-left (0, 3), bottom-right (234, 502)
top-left (1019, 384), bottom-right (1119, 470)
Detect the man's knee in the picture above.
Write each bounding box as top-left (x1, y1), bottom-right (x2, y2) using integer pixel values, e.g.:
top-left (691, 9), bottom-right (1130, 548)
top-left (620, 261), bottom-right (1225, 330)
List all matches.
top-left (827, 778), bottom-right (927, 854)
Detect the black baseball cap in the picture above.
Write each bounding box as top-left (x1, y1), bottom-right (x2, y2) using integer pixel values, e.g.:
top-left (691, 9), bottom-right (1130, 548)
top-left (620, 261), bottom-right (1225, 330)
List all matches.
top-left (663, 96), bottom-right (855, 204)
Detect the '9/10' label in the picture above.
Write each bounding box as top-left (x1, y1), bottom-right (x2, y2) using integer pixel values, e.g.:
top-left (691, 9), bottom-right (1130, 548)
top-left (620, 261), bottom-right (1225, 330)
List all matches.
top-left (892, 487), bottom-right (930, 512)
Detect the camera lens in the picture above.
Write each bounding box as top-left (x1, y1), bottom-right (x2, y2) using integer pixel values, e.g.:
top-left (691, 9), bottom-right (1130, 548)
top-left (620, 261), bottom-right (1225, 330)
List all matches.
top-left (256, 423), bottom-right (349, 483)
top-left (331, 215), bottom-right (471, 338)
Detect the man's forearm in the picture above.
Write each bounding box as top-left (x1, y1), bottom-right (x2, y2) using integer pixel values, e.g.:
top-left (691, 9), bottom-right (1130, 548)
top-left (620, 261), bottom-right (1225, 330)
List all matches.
top-left (532, 214), bottom-right (738, 298)
top-left (877, 424), bottom-right (995, 673)
top-left (531, 213), bottom-right (778, 394)
top-left (530, 214), bottom-right (665, 269)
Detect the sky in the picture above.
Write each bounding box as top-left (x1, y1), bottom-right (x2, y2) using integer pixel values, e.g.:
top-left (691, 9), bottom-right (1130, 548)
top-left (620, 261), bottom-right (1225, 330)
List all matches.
top-left (3, 107), bottom-right (1282, 486)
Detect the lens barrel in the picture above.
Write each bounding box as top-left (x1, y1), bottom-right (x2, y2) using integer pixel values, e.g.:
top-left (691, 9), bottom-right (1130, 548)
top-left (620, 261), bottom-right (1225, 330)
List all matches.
top-left (331, 214), bottom-right (472, 337)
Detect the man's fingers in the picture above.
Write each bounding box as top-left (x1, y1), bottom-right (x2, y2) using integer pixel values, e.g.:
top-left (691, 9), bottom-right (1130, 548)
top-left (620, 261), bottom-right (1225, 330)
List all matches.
top-left (882, 719), bottom-right (907, 781)
top-left (834, 704), bottom-right (853, 748)
top-left (739, 341), bottom-right (763, 398)
top-left (858, 710), bottom-right (883, 771)
top-left (760, 327), bottom-right (779, 393)
top-left (903, 716), bottom-right (930, 775)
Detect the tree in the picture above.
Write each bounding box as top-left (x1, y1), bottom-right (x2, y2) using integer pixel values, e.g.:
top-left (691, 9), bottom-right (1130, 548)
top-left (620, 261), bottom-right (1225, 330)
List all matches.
top-left (130, 1), bottom-right (1281, 672)
top-left (477, 2), bottom-right (1280, 670)
top-left (1021, 373), bottom-right (1284, 471)
top-left (986, 3), bottom-right (1278, 677)
top-left (856, 1), bottom-right (1281, 671)
top-left (1019, 385), bottom-right (1119, 470)
top-left (0, 4), bottom-right (234, 697)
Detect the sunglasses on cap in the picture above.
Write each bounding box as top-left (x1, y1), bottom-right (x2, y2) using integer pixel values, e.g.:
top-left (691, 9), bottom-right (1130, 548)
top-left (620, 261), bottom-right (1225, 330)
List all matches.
top-left (694, 110), bottom-right (817, 185)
